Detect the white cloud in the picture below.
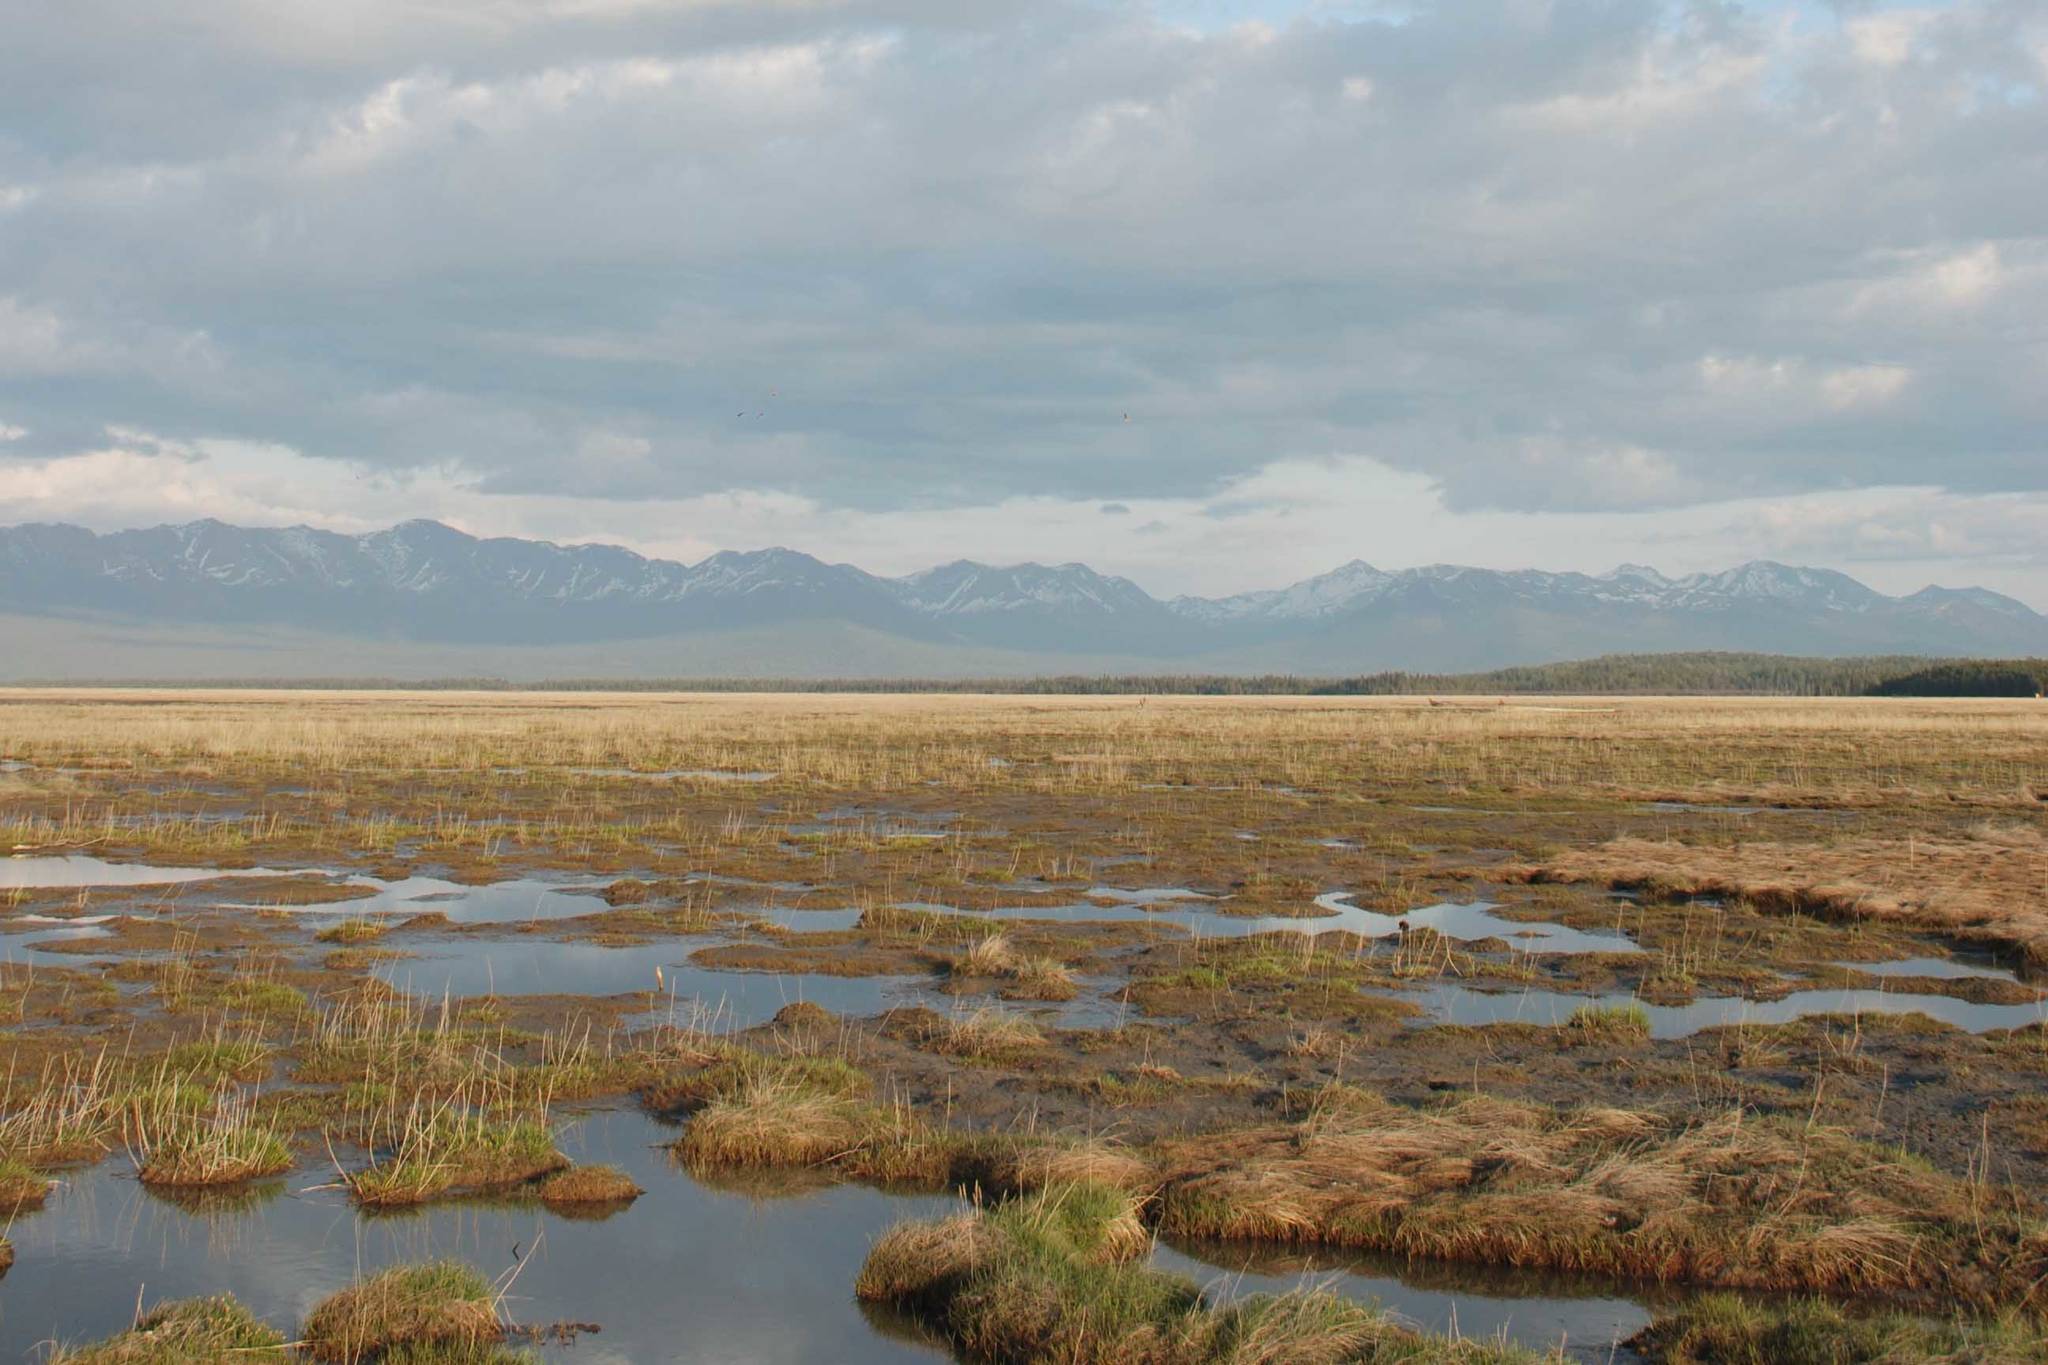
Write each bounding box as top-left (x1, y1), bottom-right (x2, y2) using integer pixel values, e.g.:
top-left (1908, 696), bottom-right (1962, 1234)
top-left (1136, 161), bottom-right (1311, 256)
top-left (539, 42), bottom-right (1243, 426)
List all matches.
top-left (0, 297), bottom-right (93, 374)
top-left (1929, 243), bottom-right (2002, 308)
top-left (1847, 13), bottom-right (1923, 68)
top-left (1820, 363), bottom-right (1912, 410)
top-left (1698, 354), bottom-right (1913, 415)
top-left (0, 0), bottom-right (2044, 604)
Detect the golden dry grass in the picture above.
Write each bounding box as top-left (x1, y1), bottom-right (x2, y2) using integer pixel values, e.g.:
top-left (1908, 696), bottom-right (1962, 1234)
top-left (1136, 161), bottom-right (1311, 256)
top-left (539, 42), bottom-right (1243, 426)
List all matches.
top-left (1151, 1089), bottom-right (2046, 1308)
top-left (535, 1162), bottom-right (642, 1206)
top-left (1520, 829), bottom-right (2048, 964)
top-left (0, 689), bottom-right (2040, 805)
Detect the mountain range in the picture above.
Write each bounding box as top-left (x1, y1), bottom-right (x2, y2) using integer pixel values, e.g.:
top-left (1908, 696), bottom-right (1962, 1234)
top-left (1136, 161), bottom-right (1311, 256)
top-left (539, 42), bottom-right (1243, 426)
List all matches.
top-left (3, 519), bottom-right (2044, 679)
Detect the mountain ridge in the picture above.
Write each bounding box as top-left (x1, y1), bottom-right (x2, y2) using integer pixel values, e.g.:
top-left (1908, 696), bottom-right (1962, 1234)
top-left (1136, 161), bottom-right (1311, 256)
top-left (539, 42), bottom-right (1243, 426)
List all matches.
top-left (4, 518), bottom-right (2043, 678)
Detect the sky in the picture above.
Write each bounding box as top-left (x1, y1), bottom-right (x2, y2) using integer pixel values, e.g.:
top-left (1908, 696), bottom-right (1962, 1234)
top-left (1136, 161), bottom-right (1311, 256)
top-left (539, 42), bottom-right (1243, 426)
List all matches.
top-left (1, 0), bottom-right (2044, 604)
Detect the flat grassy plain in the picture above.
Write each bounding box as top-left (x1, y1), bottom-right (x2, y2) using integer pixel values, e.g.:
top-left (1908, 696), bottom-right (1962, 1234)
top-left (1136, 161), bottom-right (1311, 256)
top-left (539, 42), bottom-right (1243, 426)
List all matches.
top-left (1, 689), bottom-right (2045, 1362)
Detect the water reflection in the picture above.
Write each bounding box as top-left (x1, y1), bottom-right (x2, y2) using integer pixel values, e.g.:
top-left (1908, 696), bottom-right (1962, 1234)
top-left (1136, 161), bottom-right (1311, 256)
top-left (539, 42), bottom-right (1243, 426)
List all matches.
top-left (1395, 981), bottom-right (2047, 1038)
top-left (0, 855), bottom-right (315, 890)
top-left (1156, 1237), bottom-right (1665, 1361)
top-left (0, 1110), bottom-right (952, 1364)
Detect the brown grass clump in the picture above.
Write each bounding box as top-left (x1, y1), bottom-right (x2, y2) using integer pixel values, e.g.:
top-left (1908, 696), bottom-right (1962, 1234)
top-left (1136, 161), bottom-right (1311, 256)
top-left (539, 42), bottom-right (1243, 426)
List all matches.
top-left (770, 1000), bottom-right (836, 1031)
top-left (856, 1212), bottom-right (995, 1305)
top-left (46, 1295), bottom-right (290, 1362)
top-left (991, 1137), bottom-right (1154, 1196)
top-left (673, 1074), bottom-right (876, 1169)
top-left (1517, 832), bottom-right (2048, 966)
top-left (316, 918), bottom-right (388, 944)
top-left (957, 933), bottom-right (1016, 976)
top-left (300, 1261), bottom-right (502, 1363)
top-left (953, 933), bottom-right (1079, 1001)
top-left (535, 1163), bottom-right (642, 1208)
top-left (671, 1071), bottom-right (953, 1186)
top-left (933, 1009), bottom-right (1046, 1058)
top-left (1152, 1092), bottom-right (2048, 1311)
top-left (1003, 954), bottom-right (1080, 1002)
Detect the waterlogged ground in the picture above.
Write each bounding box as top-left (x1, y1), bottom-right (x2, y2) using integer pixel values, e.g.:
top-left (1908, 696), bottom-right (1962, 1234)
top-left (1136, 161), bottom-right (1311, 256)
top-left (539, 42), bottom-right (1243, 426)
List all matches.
top-left (0, 1110), bottom-right (957, 1364)
top-left (1, 691), bottom-right (2045, 1361)
top-left (0, 1106), bottom-right (1685, 1362)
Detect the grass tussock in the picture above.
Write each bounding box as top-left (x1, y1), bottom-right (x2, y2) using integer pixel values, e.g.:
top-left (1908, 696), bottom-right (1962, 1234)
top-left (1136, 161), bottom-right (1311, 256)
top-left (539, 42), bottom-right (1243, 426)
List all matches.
top-left (127, 1086), bottom-right (292, 1188)
top-left (46, 1295), bottom-right (290, 1363)
top-left (0, 1049), bottom-right (122, 1165)
top-left (958, 934), bottom-right (1016, 977)
top-left (345, 1099), bottom-right (565, 1207)
top-left (858, 1184), bottom-right (1554, 1364)
top-left (301, 1261), bottom-right (503, 1363)
top-left (989, 1136), bottom-right (1154, 1195)
top-left (640, 1046), bottom-right (870, 1114)
top-left (672, 1068), bottom-right (952, 1185)
top-left (675, 1073), bottom-right (885, 1168)
top-left (1004, 954), bottom-right (1080, 1002)
top-left (1153, 1089), bottom-right (2048, 1310)
top-left (1564, 1001), bottom-right (1651, 1040)
top-left (1631, 1292), bottom-right (2048, 1364)
top-left (932, 1009), bottom-right (1047, 1059)
top-left (0, 1156), bottom-right (54, 1212)
top-left (535, 1162), bottom-right (642, 1207)
top-left (953, 935), bottom-right (1080, 1002)
top-left (317, 918), bottom-right (390, 944)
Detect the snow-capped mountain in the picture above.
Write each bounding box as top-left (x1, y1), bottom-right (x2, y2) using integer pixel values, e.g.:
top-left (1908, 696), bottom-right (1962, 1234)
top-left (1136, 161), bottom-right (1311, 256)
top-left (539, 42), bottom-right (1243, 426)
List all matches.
top-left (1170, 560), bottom-right (1395, 623)
top-left (1167, 560), bottom-right (1905, 625)
top-left (2, 519), bottom-right (2043, 676)
top-left (895, 560), bottom-right (1185, 651)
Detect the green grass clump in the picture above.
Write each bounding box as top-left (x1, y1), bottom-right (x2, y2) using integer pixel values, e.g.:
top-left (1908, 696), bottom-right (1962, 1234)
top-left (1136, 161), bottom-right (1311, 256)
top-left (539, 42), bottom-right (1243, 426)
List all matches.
top-left (129, 1088), bottom-right (292, 1188)
top-left (1632, 1293), bottom-right (2048, 1364)
top-left (858, 1184), bottom-right (1554, 1364)
top-left (47, 1295), bottom-right (289, 1362)
top-left (0, 1156), bottom-right (53, 1212)
top-left (642, 1048), bottom-right (870, 1114)
top-left (347, 1112), bottom-right (565, 1207)
top-left (221, 978), bottom-right (310, 1016)
top-left (1564, 1001), bottom-right (1652, 1040)
top-left (165, 1038), bottom-right (271, 1082)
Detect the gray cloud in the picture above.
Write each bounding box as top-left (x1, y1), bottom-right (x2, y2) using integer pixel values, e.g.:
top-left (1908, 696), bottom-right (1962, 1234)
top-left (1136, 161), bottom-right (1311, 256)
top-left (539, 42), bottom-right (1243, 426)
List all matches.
top-left (0, 0), bottom-right (2043, 533)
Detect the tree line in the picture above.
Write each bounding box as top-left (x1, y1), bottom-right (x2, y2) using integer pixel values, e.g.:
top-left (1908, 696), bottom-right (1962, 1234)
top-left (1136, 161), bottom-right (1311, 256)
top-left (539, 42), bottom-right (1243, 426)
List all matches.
top-left (35, 652), bottom-right (2047, 696)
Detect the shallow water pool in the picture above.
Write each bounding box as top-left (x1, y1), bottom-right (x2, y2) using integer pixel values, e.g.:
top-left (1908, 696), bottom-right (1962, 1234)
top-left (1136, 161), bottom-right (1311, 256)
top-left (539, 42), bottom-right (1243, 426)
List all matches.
top-left (0, 1109), bottom-right (952, 1363)
top-left (1395, 981), bottom-right (2047, 1038)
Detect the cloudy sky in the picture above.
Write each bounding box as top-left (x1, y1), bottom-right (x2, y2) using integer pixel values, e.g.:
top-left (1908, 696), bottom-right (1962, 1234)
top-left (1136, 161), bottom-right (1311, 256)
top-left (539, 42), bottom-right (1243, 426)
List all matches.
top-left (2, 0), bottom-right (2043, 602)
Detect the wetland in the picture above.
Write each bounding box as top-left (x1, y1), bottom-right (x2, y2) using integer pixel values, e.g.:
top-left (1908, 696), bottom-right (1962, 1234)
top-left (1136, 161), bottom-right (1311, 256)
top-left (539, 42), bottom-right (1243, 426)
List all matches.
top-left (1, 689), bottom-right (2044, 1363)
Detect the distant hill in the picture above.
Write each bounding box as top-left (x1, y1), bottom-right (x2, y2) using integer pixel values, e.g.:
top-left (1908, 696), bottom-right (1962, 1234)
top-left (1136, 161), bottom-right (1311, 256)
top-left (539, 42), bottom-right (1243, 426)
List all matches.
top-left (4, 519), bottom-right (2045, 680)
